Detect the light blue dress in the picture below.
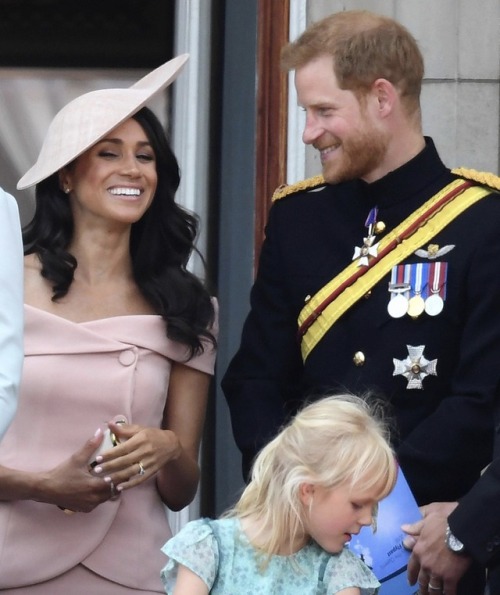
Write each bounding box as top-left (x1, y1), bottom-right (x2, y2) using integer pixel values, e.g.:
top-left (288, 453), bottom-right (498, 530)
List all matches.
top-left (161, 518), bottom-right (379, 594)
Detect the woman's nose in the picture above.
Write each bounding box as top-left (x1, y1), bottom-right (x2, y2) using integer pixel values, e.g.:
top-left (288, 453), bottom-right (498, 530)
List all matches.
top-left (120, 155), bottom-right (141, 177)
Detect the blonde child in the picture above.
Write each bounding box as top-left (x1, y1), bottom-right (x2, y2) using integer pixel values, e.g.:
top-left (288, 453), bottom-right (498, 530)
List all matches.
top-left (161, 394), bottom-right (397, 594)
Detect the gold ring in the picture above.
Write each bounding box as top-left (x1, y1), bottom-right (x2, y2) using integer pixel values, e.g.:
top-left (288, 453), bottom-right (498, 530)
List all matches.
top-left (138, 461), bottom-right (146, 476)
top-left (109, 480), bottom-right (120, 500)
top-left (58, 505), bottom-right (76, 515)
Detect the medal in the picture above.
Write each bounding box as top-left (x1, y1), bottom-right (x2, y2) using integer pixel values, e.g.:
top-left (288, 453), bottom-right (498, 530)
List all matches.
top-left (352, 207), bottom-right (380, 267)
top-left (353, 236), bottom-right (379, 267)
top-left (388, 293), bottom-right (409, 318)
top-left (388, 266), bottom-right (411, 318)
top-left (424, 262), bottom-right (447, 316)
top-left (407, 263), bottom-right (426, 319)
top-left (407, 295), bottom-right (425, 318)
top-left (425, 294), bottom-right (444, 316)
top-left (393, 344), bottom-right (438, 389)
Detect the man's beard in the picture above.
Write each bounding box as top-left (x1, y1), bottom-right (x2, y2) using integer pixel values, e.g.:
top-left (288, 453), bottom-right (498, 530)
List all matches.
top-left (320, 125), bottom-right (389, 185)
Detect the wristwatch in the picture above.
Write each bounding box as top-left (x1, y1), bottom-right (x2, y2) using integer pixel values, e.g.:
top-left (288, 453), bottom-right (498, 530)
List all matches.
top-left (445, 524), bottom-right (466, 554)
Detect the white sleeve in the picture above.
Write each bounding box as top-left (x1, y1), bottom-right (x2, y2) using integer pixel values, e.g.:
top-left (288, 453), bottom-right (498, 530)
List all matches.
top-left (0, 188), bottom-right (23, 440)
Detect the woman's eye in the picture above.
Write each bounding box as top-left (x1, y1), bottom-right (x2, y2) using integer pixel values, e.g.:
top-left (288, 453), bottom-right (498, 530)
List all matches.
top-left (137, 153), bottom-right (155, 162)
top-left (98, 150), bottom-right (118, 158)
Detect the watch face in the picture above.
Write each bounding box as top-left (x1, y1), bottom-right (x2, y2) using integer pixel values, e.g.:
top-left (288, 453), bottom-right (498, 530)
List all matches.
top-left (447, 528), bottom-right (465, 552)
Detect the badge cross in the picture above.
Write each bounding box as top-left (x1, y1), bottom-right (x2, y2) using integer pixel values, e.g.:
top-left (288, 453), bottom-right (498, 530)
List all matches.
top-left (393, 345), bottom-right (437, 389)
top-left (352, 236), bottom-right (379, 267)
top-left (353, 206), bottom-right (380, 267)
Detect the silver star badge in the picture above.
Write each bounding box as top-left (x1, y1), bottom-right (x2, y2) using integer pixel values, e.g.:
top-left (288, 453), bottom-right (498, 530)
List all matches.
top-left (393, 345), bottom-right (437, 389)
top-left (352, 236), bottom-right (379, 267)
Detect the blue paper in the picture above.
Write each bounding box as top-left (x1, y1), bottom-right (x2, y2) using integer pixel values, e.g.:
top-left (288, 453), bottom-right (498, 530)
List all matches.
top-left (348, 466), bottom-right (421, 595)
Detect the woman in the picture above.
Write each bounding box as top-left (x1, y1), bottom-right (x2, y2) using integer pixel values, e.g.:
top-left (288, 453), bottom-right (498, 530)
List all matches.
top-left (0, 55), bottom-right (218, 593)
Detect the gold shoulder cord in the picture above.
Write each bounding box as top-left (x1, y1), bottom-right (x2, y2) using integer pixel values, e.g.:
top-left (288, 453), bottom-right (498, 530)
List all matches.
top-left (452, 168), bottom-right (500, 191)
top-left (272, 175), bottom-right (326, 202)
top-left (271, 169), bottom-right (500, 203)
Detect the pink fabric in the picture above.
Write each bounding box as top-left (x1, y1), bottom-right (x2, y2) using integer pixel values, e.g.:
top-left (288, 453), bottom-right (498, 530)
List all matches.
top-left (0, 305), bottom-right (217, 591)
top-left (0, 563), bottom-right (161, 595)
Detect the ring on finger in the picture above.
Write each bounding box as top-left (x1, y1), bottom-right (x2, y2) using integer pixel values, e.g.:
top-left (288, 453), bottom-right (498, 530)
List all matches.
top-left (58, 506), bottom-right (76, 515)
top-left (109, 480), bottom-right (120, 500)
top-left (137, 461), bottom-right (146, 476)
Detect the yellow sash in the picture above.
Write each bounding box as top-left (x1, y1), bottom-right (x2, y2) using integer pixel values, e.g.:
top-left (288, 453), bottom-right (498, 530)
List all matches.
top-left (298, 180), bottom-right (492, 361)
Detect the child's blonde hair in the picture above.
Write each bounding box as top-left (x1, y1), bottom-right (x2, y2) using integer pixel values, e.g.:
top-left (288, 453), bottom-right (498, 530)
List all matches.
top-left (229, 394), bottom-right (397, 558)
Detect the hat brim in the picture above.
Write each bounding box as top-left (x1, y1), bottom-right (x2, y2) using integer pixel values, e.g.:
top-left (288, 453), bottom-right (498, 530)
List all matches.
top-left (17, 53), bottom-right (189, 190)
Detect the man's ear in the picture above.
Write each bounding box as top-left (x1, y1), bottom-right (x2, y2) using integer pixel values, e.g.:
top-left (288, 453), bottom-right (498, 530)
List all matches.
top-left (371, 78), bottom-right (397, 117)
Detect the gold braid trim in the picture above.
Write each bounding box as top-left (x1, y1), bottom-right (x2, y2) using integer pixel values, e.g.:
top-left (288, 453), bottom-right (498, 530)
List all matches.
top-left (272, 174), bottom-right (326, 202)
top-left (272, 169), bottom-right (500, 202)
top-left (452, 168), bottom-right (500, 191)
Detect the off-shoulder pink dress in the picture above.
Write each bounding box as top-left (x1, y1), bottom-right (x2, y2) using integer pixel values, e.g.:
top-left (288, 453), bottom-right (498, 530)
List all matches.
top-left (0, 304), bottom-right (217, 593)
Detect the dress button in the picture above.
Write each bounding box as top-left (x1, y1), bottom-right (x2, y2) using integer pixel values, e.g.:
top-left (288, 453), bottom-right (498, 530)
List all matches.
top-left (353, 351), bottom-right (365, 366)
top-left (118, 350), bottom-right (136, 366)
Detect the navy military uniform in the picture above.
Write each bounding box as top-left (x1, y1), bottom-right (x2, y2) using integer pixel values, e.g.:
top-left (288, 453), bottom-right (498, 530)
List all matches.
top-left (223, 138), bottom-right (500, 505)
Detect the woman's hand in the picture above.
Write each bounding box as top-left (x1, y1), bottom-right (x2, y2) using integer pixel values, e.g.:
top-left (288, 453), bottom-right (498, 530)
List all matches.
top-left (35, 428), bottom-right (117, 512)
top-left (90, 421), bottom-right (181, 492)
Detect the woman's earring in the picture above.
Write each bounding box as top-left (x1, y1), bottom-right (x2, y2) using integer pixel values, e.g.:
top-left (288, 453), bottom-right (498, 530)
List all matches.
top-left (64, 187), bottom-right (71, 194)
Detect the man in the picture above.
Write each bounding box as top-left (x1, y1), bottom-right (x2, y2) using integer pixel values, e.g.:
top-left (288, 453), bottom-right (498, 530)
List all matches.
top-left (222, 11), bottom-right (500, 593)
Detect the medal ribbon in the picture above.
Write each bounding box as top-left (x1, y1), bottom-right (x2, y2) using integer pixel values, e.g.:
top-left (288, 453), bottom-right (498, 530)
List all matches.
top-left (410, 263), bottom-right (426, 298)
top-left (298, 180), bottom-right (491, 361)
top-left (429, 261), bottom-right (447, 299)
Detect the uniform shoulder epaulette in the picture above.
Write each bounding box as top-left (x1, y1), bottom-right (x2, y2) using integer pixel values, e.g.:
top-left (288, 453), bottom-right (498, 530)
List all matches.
top-left (452, 167), bottom-right (500, 191)
top-left (272, 174), bottom-right (326, 202)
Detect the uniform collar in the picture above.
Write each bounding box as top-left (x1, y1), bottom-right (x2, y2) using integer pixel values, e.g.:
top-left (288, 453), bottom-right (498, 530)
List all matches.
top-left (357, 137), bottom-right (449, 208)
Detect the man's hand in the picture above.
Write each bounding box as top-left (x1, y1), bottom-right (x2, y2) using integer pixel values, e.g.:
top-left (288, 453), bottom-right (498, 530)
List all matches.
top-left (402, 502), bottom-right (471, 595)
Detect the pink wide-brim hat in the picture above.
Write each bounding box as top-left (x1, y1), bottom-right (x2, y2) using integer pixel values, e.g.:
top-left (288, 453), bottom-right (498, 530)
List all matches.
top-left (17, 53), bottom-right (189, 190)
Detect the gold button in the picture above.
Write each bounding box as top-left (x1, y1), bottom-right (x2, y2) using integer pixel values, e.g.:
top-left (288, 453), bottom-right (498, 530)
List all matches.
top-left (374, 221), bottom-right (386, 234)
top-left (353, 351), bottom-right (365, 366)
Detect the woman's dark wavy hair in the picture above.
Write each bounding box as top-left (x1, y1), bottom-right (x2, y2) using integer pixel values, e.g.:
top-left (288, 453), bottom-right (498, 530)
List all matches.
top-left (23, 106), bottom-right (216, 358)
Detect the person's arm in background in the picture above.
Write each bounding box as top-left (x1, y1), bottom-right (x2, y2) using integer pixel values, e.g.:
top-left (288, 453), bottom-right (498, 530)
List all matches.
top-left (446, 457), bottom-right (500, 567)
top-left (403, 459), bottom-right (500, 595)
top-left (0, 188), bottom-right (23, 440)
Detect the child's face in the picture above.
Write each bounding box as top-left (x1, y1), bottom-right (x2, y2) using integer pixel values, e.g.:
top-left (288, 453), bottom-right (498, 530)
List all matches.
top-left (299, 481), bottom-right (380, 553)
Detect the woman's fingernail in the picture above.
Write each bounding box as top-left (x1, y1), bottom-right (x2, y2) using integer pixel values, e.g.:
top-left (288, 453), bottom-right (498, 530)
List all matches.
top-left (93, 466), bottom-right (103, 474)
top-left (103, 476), bottom-right (112, 483)
top-left (94, 427), bottom-right (103, 437)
